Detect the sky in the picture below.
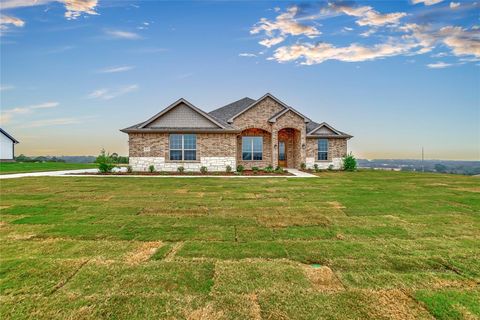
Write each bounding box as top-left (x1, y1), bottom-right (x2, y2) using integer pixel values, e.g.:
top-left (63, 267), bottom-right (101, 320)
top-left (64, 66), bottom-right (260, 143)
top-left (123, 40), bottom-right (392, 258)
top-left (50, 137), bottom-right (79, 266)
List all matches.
top-left (0, 0), bottom-right (479, 160)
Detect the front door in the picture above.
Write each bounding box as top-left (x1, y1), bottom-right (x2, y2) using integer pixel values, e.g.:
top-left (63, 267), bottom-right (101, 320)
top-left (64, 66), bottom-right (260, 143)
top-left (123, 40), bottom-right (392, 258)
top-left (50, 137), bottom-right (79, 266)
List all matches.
top-left (278, 141), bottom-right (286, 167)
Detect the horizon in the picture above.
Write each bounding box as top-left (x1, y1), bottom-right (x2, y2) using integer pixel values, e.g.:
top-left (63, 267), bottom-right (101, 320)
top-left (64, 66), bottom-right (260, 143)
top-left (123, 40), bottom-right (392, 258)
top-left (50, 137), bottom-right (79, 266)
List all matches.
top-left (1, 0), bottom-right (479, 160)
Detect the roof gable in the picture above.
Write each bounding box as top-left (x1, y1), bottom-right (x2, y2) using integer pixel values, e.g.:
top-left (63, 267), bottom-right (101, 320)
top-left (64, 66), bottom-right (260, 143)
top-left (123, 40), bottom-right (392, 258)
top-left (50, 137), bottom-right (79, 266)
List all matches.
top-left (0, 128), bottom-right (19, 143)
top-left (139, 99), bottom-right (225, 129)
top-left (307, 122), bottom-right (352, 138)
top-left (268, 107), bottom-right (310, 123)
top-left (227, 93), bottom-right (289, 123)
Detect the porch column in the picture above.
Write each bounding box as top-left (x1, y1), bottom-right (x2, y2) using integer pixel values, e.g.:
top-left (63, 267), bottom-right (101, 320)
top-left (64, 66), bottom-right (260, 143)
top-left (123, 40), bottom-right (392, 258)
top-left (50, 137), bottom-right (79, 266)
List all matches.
top-left (271, 129), bottom-right (278, 168)
top-left (300, 129), bottom-right (306, 166)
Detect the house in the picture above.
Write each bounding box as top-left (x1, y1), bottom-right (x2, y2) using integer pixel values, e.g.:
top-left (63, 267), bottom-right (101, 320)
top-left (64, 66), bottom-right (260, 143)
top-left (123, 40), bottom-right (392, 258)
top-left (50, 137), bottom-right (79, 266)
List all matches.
top-left (0, 128), bottom-right (19, 162)
top-left (121, 93), bottom-right (352, 172)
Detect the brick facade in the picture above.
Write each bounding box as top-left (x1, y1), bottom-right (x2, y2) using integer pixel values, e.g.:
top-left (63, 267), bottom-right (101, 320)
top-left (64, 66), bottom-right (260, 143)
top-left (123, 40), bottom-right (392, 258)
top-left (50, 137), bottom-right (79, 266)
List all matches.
top-left (306, 138), bottom-right (348, 169)
top-left (236, 128), bottom-right (272, 169)
top-left (124, 95), bottom-right (350, 171)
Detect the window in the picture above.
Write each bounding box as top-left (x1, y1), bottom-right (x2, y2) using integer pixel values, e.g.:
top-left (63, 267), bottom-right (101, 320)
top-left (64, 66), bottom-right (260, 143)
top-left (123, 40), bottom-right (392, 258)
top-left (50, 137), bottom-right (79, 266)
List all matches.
top-left (170, 134), bottom-right (196, 161)
top-left (242, 136), bottom-right (263, 161)
top-left (318, 139), bottom-right (328, 160)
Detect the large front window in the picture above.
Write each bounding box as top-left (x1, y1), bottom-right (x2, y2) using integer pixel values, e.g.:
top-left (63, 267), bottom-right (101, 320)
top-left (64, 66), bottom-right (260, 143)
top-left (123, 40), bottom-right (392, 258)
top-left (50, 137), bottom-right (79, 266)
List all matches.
top-left (242, 136), bottom-right (263, 161)
top-left (318, 139), bottom-right (328, 160)
top-left (170, 134), bottom-right (196, 161)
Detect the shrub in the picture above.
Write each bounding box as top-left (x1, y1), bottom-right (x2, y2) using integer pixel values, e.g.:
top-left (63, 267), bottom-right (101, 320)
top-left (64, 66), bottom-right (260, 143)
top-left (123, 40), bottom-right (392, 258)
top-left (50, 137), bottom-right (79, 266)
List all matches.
top-left (96, 149), bottom-right (116, 173)
top-left (313, 164), bottom-right (319, 172)
top-left (236, 165), bottom-right (244, 173)
top-left (127, 165), bottom-right (133, 173)
top-left (252, 166), bottom-right (259, 173)
top-left (275, 167), bottom-right (285, 174)
top-left (177, 166), bottom-right (185, 173)
top-left (343, 153), bottom-right (357, 171)
top-left (300, 162), bottom-right (306, 170)
top-left (148, 165), bottom-right (155, 173)
top-left (226, 165), bottom-right (232, 173)
top-left (200, 166), bottom-right (208, 174)
top-left (264, 165), bottom-right (274, 173)
top-left (328, 164), bottom-right (334, 171)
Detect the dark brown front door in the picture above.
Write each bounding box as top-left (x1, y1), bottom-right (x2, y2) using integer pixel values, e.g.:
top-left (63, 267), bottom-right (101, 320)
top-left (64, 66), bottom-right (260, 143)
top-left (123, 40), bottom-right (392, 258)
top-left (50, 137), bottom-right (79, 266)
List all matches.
top-left (278, 141), bottom-right (286, 167)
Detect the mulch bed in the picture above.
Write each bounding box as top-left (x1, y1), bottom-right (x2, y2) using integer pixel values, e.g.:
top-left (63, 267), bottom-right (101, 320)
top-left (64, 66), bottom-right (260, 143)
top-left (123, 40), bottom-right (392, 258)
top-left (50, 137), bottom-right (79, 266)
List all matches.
top-left (73, 170), bottom-right (293, 176)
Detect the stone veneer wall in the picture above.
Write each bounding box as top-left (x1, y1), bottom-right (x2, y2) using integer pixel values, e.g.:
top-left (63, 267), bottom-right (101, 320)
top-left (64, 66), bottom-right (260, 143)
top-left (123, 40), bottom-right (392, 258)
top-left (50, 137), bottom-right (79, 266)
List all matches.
top-left (128, 132), bottom-right (236, 171)
top-left (305, 138), bottom-right (347, 169)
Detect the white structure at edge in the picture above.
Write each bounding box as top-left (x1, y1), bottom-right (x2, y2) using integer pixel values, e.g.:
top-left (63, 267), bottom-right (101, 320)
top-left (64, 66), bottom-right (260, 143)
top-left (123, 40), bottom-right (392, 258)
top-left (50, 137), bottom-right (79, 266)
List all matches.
top-left (305, 157), bottom-right (342, 170)
top-left (129, 157), bottom-right (236, 172)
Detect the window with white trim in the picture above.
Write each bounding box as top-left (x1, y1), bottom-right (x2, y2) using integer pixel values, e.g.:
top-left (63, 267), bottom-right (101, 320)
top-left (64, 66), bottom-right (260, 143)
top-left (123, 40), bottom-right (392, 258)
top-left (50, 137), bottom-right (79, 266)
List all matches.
top-left (170, 134), bottom-right (196, 161)
top-left (242, 136), bottom-right (263, 161)
top-left (317, 139), bottom-right (328, 160)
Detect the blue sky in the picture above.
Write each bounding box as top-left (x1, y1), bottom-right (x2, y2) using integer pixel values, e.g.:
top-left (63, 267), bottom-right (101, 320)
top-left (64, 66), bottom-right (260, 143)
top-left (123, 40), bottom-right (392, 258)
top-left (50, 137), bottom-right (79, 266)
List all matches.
top-left (1, 0), bottom-right (479, 160)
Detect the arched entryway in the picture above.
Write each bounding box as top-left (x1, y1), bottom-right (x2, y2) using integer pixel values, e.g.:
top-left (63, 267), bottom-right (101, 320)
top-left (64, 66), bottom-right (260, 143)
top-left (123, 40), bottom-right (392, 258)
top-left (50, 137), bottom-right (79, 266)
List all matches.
top-left (277, 128), bottom-right (301, 168)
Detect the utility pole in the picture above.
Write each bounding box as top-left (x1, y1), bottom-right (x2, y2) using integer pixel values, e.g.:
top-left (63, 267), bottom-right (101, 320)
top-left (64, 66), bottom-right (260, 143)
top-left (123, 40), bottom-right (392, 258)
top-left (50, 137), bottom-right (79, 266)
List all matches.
top-left (422, 147), bottom-right (424, 173)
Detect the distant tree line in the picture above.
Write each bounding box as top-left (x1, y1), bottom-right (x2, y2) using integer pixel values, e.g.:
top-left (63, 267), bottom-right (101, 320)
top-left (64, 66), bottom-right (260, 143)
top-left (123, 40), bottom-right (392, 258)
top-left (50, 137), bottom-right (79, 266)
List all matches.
top-left (14, 154), bottom-right (66, 163)
top-left (358, 159), bottom-right (480, 176)
top-left (14, 153), bottom-right (129, 164)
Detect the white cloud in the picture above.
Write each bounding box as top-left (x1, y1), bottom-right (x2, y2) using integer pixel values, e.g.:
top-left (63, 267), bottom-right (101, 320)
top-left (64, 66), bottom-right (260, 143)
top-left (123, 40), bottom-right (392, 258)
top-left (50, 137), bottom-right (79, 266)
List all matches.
top-left (97, 65), bottom-right (134, 73)
top-left (0, 14), bottom-right (25, 33)
top-left (427, 61), bottom-right (453, 68)
top-left (0, 85), bottom-right (15, 91)
top-left (1, 0), bottom-right (98, 20)
top-left (271, 40), bottom-right (419, 65)
top-left (105, 29), bottom-right (141, 40)
top-left (21, 117), bottom-right (82, 128)
top-left (251, 6), bottom-right (320, 48)
top-left (449, 2), bottom-right (460, 8)
top-left (333, 5), bottom-right (406, 27)
top-left (343, 27), bottom-right (354, 32)
top-left (411, 0), bottom-right (444, 5)
top-left (239, 53), bottom-right (257, 57)
top-left (87, 84), bottom-right (138, 100)
top-left (0, 101), bottom-right (59, 124)
top-left (438, 26), bottom-right (480, 58)
top-left (259, 36), bottom-right (285, 48)
top-left (64, 0), bottom-right (98, 20)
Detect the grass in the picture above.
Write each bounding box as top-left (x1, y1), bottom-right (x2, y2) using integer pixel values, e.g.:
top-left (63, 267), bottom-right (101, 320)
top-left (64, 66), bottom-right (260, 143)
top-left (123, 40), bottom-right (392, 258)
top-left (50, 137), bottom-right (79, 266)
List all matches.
top-left (0, 162), bottom-right (97, 174)
top-left (0, 170), bottom-right (479, 319)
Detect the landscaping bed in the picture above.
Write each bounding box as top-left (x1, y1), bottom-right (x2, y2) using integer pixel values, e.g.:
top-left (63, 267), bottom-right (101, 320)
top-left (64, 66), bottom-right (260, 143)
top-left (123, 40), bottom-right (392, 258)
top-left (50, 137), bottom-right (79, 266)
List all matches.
top-left (74, 170), bottom-right (293, 176)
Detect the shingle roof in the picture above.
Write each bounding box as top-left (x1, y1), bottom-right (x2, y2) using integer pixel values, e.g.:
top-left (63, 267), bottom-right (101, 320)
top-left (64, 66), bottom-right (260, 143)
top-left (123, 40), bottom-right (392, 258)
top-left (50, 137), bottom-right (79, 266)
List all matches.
top-left (120, 95), bottom-right (351, 138)
top-left (208, 97), bottom-right (256, 123)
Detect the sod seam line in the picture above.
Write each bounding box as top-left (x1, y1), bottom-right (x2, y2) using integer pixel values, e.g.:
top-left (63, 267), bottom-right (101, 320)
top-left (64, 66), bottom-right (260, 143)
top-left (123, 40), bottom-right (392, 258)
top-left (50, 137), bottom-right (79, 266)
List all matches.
top-left (49, 259), bottom-right (90, 295)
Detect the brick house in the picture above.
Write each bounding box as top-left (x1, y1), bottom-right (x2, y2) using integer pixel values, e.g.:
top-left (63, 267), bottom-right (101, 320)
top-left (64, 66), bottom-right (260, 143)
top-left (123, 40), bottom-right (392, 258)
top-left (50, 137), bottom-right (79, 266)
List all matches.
top-left (121, 93), bottom-right (352, 171)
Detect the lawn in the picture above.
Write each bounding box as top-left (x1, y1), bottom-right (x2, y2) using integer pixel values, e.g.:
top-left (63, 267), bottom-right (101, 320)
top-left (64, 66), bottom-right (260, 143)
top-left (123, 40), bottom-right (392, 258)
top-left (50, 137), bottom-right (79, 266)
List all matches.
top-left (0, 171), bottom-right (479, 319)
top-left (0, 162), bottom-right (97, 174)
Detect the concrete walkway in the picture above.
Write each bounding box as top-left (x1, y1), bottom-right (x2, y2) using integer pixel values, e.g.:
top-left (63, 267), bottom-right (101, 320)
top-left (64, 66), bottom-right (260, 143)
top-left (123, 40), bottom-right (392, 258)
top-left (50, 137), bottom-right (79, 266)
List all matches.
top-left (0, 168), bottom-right (317, 179)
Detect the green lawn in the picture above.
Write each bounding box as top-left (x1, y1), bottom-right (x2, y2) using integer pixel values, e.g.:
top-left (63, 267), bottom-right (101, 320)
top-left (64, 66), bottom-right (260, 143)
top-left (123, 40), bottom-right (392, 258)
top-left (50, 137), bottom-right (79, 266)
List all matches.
top-left (0, 162), bottom-right (97, 174)
top-left (0, 171), bottom-right (479, 319)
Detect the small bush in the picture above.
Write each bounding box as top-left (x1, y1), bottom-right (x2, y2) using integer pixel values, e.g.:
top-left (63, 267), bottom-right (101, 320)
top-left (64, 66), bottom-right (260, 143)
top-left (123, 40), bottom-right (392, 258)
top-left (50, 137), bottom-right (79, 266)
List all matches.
top-left (264, 165), bottom-right (274, 173)
top-left (328, 164), bottom-right (334, 171)
top-left (275, 168), bottom-right (285, 174)
top-left (236, 165), bottom-right (244, 173)
top-left (313, 164), bottom-right (319, 172)
top-left (148, 165), bottom-right (155, 173)
top-left (96, 149), bottom-right (116, 173)
top-left (226, 165), bottom-right (232, 173)
top-left (252, 166), bottom-right (259, 173)
top-left (177, 166), bottom-right (185, 173)
top-left (300, 162), bottom-right (306, 170)
top-left (200, 166), bottom-right (208, 174)
top-left (127, 165), bottom-right (133, 173)
top-left (343, 153), bottom-right (357, 171)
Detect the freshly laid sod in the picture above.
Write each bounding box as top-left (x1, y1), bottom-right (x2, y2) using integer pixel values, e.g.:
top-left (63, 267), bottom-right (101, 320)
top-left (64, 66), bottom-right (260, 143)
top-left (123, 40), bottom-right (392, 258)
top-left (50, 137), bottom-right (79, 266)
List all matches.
top-left (0, 171), bottom-right (479, 319)
top-left (0, 162), bottom-right (97, 174)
